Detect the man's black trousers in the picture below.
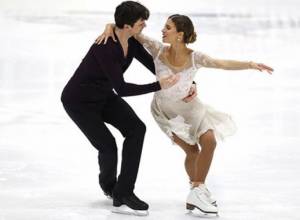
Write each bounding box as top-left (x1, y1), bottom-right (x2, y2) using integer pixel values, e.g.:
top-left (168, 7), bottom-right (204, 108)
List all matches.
top-left (62, 92), bottom-right (146, 197)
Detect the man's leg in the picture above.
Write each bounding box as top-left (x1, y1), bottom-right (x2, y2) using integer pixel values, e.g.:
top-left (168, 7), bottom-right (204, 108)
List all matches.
top-left (102, 95), bottom-right (146, 197)
top-left (62, 103), bottom-right (117, 195)
top-left (101, 95), bottom-right (149, 214)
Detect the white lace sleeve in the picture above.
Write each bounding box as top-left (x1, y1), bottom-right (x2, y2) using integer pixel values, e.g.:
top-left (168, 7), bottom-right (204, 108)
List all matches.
top-left (194, 51), bottom-right (253, 70)
top-left (135, 34), bottom-right (163, 59)
top-left (194, 51), bottom-right (218, 69)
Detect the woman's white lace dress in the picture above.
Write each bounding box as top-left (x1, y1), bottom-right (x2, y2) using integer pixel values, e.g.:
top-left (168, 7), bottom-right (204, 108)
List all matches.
top-left (139, 34), bottom-right (237, 145)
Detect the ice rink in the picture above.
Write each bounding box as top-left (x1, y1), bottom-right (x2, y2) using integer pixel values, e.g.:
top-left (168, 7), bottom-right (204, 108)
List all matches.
top-left (1, 0), bottom-right (300, 219)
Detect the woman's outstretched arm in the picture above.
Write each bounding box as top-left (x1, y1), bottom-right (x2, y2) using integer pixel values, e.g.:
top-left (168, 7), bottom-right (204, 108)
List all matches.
top-left (194, 51), bottom-right (273, 74)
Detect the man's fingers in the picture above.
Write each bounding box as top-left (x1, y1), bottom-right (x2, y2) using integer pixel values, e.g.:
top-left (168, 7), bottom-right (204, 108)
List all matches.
top-left (160, 74), bottom-right (180, 89)
top-left (170, 75), bottom-right (180, 84)
top-left (166, 75), bottom-right (179, 83)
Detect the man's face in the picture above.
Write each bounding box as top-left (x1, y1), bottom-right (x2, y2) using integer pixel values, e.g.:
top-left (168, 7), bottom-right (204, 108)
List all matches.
top-left (130, 18), bottom-right (147, 35)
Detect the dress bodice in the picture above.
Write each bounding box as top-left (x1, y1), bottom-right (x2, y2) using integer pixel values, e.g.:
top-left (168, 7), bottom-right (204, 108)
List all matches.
top-left (137, 33), bottom-right (214, 101)
top-left (153, 49), bottom-right (197, 100)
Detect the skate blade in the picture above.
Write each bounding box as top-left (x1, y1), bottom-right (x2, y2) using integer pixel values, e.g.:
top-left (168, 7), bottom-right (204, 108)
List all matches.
top-left (187, 210), bottom-right (220, 218)
top-left (212, 201), bottom-right (218, 207)
top-left (186, 203), bottom-right (219, 216)
top-left (112, 205), bottom-right (149, 216)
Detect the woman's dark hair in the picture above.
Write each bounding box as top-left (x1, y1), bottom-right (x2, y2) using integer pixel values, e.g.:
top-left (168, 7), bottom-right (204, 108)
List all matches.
top-left (168, 14), bottom-right (197, 44)
top-left (114, 1), bottom-right (150, 28)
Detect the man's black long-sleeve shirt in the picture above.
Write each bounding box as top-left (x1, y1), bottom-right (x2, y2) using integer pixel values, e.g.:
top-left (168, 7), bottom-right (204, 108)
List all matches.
top-left (61, 35), bottom-right (161, 103)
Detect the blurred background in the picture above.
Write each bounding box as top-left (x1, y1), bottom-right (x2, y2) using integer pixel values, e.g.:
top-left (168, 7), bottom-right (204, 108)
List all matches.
top-left (0, 0), bottom-right (300, 219)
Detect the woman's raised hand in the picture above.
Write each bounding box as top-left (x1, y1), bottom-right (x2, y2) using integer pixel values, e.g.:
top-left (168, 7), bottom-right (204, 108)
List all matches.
top-left (95, 24), bottom-right (116, 45)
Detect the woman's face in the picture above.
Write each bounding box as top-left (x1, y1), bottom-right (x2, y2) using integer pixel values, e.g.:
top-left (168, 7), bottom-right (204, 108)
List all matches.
top-left (161, 19), bottom-right (183, 44)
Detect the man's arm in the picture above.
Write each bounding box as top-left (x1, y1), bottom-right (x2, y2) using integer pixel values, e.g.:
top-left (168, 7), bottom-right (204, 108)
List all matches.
top-left (92, 44), bottom-right (160, 96)
top-left (133, 38), bottom-right (156, 75)
top-left (92, 43), bottom-right (179, 97)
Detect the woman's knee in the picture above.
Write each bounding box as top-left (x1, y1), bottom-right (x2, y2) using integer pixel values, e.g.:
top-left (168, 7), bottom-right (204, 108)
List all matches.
top-left (200, 130), bottom-right (217, 151)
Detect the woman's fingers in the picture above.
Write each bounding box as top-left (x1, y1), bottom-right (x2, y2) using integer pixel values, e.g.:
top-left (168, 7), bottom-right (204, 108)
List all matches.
top-left (260, 64), bottom-right (274, 74)
top-left (95, 33), bottom-right (117, 45)
top-left (95, 35), bottom-right (104, 44)
top-left (263, 64), bottom-right (274, 72)
top-left (254, 63), bottom-right (273, 74)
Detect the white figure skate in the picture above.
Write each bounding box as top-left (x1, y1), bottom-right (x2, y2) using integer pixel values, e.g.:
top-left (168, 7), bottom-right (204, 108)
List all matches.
top-left (189, 183), bottom-right (217, 206)
top-left (186, 184), bottom-right (218, 215)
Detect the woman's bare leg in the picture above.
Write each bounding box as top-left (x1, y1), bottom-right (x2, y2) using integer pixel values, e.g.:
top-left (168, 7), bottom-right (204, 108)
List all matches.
top-left (193, 130), bottom-right (217, 186)
top-left (172, 133), bottom-right (199, 182)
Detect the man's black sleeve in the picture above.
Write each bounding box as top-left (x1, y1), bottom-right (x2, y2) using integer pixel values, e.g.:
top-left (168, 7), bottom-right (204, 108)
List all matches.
top-left (92, 44), bottom-right (161, 97)
top-left (133, 39), bottom-right (156, 75)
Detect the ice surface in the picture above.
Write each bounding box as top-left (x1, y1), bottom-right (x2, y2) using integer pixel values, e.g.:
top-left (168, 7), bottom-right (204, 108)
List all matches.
top-left (1, 1), bottom-right (300, 219)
